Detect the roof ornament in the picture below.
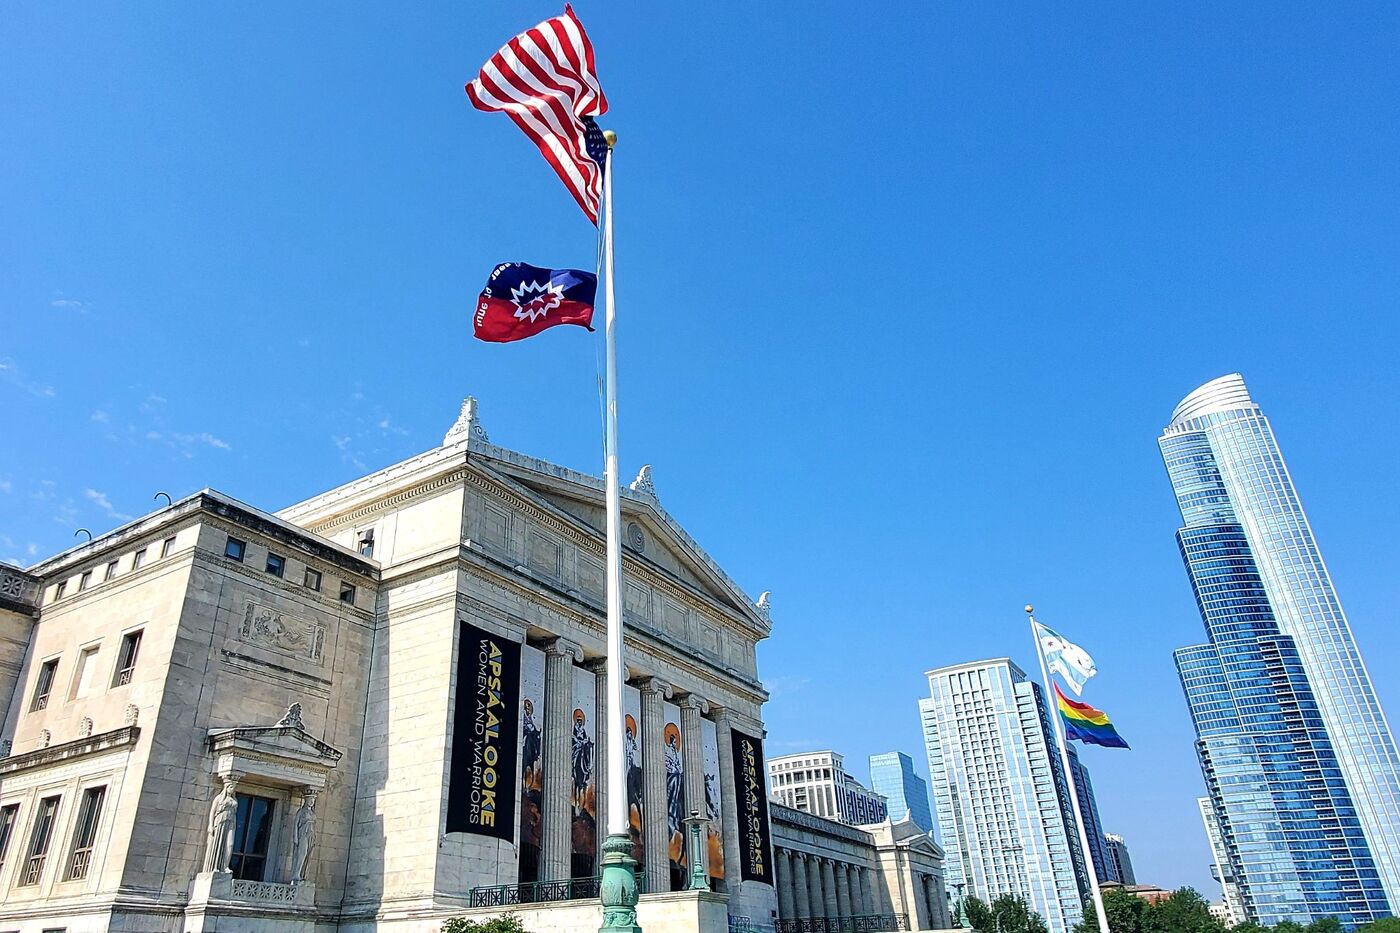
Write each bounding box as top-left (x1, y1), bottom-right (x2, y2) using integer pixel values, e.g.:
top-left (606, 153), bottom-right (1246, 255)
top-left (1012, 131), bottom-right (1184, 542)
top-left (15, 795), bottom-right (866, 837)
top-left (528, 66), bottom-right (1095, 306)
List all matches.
top-left (276, 702), bottom-right (304, 730)
top-left (629, 464), bottom-right (657, 498)
top-left (755, 591), bottom-right (772, 622)
top-left (444, 396), bottom-right (490, 447)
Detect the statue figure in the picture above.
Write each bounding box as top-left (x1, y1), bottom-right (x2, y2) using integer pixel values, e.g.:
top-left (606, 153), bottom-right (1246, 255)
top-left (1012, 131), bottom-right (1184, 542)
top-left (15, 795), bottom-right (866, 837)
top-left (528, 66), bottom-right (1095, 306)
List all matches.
top-left (291, 791), bottom-right (317, 884)
top-left (203, 778), bottom-right (239, 872)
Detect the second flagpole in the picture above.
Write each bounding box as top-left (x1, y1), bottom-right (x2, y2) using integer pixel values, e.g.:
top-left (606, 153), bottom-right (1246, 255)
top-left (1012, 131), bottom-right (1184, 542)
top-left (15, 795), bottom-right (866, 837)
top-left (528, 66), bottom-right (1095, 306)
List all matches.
top-left (1027, 605), bottom-right (1110, 933)
top-left (598, 132), bottom-right (643, 933)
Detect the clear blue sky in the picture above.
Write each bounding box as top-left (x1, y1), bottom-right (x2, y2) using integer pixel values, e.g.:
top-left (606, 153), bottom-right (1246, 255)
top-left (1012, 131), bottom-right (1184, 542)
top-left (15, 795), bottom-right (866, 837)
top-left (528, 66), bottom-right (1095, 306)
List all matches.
top-left (4, 2), bottom-right (1399, 896)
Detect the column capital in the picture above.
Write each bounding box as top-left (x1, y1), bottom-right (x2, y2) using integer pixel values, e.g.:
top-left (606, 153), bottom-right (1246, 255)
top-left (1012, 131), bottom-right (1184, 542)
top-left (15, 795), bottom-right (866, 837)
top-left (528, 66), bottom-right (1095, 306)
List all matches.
top-left (633, 675), bottom-right (672, 699)
top-left (583, 656), bottom-right (609, 674)
top-left (542, 636), bottom-right (584, 663)
top-left (676, 692), bottom-right (709, 714)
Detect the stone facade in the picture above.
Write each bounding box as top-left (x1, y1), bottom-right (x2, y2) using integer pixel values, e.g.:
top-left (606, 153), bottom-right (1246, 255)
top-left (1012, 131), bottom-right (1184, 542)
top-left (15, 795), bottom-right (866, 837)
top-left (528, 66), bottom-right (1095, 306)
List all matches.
top-left (770, 805), bottom-right (950, 932)
top-left (0, 399), bottom-right (778, 933)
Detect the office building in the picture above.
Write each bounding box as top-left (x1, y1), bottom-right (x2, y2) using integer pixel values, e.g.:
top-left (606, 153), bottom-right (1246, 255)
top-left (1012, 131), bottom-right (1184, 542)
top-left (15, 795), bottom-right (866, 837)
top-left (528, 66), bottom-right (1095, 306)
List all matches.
top-left (921, 658), bottom-right (1089, 933)
top-left (1198, 797), bottom-right (1244, 926)
top-left (0, 398), bottom-right (777, 932)
top-left (769, 750), bottom-right (888, 826)
top-left (868, 751), bottom-right (933, 834)
top-left (1162, 374), bottom-right (1400, 926)
top-left (1104, 833), bottom-right (1135, 887)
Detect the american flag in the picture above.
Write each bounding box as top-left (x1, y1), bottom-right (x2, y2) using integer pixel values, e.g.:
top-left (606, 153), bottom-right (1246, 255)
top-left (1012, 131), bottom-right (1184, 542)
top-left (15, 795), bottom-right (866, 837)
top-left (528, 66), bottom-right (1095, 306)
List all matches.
top-left (466, 5), bottom-right (610, 224)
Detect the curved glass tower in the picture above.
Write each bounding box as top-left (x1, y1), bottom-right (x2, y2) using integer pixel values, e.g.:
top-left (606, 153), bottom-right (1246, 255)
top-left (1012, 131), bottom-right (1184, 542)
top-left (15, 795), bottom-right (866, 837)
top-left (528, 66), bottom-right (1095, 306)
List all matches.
top-left (1161, 374), bottom-right (1400, 927)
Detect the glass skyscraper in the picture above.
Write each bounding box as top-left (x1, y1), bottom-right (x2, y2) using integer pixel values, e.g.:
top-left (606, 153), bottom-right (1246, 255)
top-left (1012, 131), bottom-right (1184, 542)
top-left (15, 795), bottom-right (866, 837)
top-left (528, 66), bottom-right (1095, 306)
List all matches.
top-left (921, 659), bottom-right (1090, 933)
top-left (1162, 374), bottom-right (1400, 927)
top-left (869, 751), bottom-right (934, 833)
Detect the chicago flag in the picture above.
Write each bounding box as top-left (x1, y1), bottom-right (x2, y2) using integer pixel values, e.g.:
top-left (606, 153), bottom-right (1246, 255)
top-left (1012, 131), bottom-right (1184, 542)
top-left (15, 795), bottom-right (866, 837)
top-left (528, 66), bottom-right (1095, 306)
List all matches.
top-left (474, 262), bottom-right (596, 343)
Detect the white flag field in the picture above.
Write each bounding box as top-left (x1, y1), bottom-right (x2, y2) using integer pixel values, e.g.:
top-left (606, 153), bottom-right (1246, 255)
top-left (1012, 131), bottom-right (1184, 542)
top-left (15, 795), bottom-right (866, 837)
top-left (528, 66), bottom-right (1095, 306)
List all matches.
top-left (1038, 623), bottom-right (1098, 695)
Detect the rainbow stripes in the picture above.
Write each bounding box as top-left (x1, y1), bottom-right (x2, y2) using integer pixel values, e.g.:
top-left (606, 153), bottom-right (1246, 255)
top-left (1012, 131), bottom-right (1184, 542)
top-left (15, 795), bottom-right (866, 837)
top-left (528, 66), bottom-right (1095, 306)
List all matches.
top-left (1054, 683), bottom-right (1129, 749)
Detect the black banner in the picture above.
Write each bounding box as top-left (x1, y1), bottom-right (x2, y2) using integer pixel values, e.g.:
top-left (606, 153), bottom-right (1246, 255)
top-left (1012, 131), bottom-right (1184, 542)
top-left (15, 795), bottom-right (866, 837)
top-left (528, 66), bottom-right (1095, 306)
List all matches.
top-left (446, 619), bottom-right (521, 839)
top-left (730, 727), bottom-right (774, 884)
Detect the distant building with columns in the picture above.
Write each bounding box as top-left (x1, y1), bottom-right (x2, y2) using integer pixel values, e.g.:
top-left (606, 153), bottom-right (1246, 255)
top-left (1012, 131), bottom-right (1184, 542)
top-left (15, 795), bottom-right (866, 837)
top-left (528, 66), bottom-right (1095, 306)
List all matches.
top-left (0, 399), bottom-right (780, 933)
top-left (769, 803), bottom-right (950, 932)
top-left (769, 750), bottom-right (888, 826)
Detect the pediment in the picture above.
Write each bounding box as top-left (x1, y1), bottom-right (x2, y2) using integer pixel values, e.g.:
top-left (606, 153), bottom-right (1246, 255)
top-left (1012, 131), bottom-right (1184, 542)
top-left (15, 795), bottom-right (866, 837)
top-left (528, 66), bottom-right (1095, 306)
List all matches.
top-left (470, 451), bottom-right (768, 631)
top-left (207, 704), bottom-right (342, 775)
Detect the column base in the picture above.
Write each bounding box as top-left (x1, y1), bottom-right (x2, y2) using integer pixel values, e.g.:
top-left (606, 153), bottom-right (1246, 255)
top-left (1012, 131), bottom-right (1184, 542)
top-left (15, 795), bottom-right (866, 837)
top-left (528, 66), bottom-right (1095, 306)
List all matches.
top-left (600, 832), bottom-right (643, 933)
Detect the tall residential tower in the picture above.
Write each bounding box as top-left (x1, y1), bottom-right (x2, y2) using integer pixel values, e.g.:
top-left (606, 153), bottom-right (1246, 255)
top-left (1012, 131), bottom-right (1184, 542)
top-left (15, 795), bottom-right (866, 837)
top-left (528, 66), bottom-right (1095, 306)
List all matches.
top-left (921, 658), bottom-right (1090, 933)
top-left (1162, 374), bottom-right (1400, 926)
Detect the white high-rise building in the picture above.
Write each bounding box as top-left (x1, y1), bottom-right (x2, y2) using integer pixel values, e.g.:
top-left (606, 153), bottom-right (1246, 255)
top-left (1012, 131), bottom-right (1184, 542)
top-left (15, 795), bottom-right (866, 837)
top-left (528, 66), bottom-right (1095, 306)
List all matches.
top-left (920, 658), bottom-right (1090, 933)
top-left (768, 750), bottom-right (888, 826)
top-left (1199, 796), bottom-right (1246, 925)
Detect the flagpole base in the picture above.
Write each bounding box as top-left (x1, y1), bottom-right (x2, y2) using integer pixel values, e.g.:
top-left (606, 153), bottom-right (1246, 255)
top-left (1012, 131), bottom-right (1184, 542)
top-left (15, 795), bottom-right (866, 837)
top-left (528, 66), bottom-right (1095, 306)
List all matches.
top-left (599, 833), bottom-right (642, 933)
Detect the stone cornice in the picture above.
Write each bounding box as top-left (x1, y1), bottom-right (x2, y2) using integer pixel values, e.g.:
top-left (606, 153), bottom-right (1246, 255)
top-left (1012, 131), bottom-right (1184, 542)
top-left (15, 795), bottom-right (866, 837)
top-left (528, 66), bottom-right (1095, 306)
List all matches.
top-left (0, 725), bottom-right (140, 776)
top-left (771, 802), bottom-right (875, 846)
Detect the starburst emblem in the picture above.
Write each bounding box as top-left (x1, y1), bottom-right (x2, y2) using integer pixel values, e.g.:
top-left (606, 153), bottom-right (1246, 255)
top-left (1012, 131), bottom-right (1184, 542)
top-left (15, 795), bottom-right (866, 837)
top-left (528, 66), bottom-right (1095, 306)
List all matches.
top-left (509, 279), bottom-right (565, 323)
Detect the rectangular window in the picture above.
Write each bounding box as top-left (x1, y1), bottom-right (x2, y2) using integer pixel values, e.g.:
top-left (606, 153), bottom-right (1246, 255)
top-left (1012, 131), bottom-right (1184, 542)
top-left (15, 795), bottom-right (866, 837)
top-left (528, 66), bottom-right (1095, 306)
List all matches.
top-left (266, 553), bottom-right (285, 578)
top-left (31, 658), bottom-right (59, 712)
top-left (103, 561), bottom-right (119, 581)
top-left (303, 568), bottom-right (322, 592)
top-left (0, 804), bottom-right (18, 875)
top-left (224, 537), bottom-right (246, 562)
top-left (357, 528), bottom-right (375, 557)
top-left (113, 631), bottom-right (142, 686)
top-left (20, 796), bottom-right (61, 886)
top-left (70, 646), bottom-right (100, 700)
top-left (229, 794), bottom-right (276, 881)
top-left (132, 548), bottom-right (147, 569)
top-left (63, 787), bottom-right (106, 881)
top-left (55, 580), bottom-right (67, 599)
top-left (78, 570), bottom-right (92, 591)
top-left (339, 582), bottom-right (356, 606)
top-left (161, 536), bottom-right (177, 558)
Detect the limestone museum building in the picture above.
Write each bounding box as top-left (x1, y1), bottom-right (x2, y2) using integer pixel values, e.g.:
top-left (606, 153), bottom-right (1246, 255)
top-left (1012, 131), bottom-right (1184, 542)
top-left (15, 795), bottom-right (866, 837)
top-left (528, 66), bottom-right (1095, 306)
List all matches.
top-left (0, 400), bottom-right (782, 932)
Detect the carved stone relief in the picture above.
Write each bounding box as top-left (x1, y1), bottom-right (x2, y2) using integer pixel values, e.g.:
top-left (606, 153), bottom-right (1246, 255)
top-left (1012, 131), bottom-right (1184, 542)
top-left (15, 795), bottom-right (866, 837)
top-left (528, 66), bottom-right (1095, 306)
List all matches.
top-left (240, 603), bottom-right (327, 665)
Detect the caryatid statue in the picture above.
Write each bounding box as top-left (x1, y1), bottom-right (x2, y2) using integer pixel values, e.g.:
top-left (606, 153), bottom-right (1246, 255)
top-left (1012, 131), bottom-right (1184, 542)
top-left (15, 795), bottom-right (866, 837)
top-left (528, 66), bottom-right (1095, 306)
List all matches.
top-left (203, 776), bottom-right (239, 873)
top-left (291, 789), bottom-right (317, 884)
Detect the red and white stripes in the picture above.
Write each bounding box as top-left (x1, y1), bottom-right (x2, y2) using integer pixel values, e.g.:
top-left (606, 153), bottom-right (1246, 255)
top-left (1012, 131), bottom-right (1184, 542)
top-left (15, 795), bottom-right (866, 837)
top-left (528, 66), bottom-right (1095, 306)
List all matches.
top-left (466, 5), bottom-right (609, 223)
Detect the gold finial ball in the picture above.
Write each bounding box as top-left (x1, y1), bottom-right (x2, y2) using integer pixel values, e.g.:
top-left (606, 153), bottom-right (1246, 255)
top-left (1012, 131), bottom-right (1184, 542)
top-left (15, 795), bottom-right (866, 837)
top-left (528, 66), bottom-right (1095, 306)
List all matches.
top-left (1024, 605), bottom-right (1035, 615)
top-left (602, 129), bottom-right (617, 147)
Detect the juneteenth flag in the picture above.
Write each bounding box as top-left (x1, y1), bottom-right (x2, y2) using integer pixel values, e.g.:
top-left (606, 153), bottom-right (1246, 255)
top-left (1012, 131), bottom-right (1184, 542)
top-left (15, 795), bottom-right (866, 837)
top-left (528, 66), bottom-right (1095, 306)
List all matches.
top-left (1054, 683), bottom-right (1129, 749)
top-left (474, 262), bottom-right (596, 343)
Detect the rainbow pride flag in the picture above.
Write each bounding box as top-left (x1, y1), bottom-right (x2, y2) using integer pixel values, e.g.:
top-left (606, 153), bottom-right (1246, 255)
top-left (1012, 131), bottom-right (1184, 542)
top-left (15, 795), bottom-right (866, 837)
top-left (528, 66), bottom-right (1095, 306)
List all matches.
top-left (1054, 683), bottom-right (1129, 749)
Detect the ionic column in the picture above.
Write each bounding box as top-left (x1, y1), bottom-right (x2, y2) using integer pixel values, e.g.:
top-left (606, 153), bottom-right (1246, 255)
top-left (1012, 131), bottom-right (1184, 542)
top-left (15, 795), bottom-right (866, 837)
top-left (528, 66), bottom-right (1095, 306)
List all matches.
top-left (792, 852), bottom-right (811, 920)
top-left (805, 855), bottom-right (824, 921)
top-left (638, 676), bottom-right (672, 890)
top-left (857, 864), bottom-right (875, 915)
top-left (541, 637), bottom-right (581, 881)
top-left (586, 658), bottom-right (610, 866)
top-left (712, 705), bottom-right (745, 895)
top-left (821, 858), bottom-right (839, 921)
top-left (923, 875), bottom-right (941, 929)
top-left (835, 862), bottom-right (853, 921)
top-left (678, 693), bottom-right (709, 876)
top-left (776, 849), bottom-right (797, 920)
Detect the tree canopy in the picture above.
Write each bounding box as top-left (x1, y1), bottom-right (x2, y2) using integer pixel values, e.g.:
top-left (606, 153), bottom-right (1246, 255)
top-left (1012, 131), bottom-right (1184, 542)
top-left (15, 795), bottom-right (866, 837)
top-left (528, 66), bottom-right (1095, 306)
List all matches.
top-left (964, 894), bottom-right (1049, 933)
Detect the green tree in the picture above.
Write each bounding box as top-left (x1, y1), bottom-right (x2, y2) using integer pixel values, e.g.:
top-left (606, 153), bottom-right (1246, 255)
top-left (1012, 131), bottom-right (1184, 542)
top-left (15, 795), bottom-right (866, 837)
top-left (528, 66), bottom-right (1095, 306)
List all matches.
top-left (965, 894), bottom-right (1049, 933)
top-left (1359, 919), bottom-right (1400, 933)
top-left (1141, 888), bottom-right (1225, 933)
top-left (1072, 888), bottom-right (1148, 933)
top-left (441, 916), bottom-right (528, 933)
top-left (1305, 918), bottom-right (1344, 933)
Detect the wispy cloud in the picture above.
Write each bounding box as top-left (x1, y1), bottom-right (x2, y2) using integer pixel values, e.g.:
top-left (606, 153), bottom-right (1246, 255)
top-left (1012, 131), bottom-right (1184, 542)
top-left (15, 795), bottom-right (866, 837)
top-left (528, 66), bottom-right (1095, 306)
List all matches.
top-left (764, 675), bottom-right (811, 699)
top-left (84, 488), bottom-right (133, 522)
top-left (145, 430), bottom-right (232, 457)
top-left (91, 409), bottom-right (110, 423)
top-left (0, 358), bottom-right (56, 398)
top-left (0, 479), bottom-right (11, 494)
top-left (333, 434), bottom-right (366, 471)
top-left (50, 297), bottom-right (89, 312)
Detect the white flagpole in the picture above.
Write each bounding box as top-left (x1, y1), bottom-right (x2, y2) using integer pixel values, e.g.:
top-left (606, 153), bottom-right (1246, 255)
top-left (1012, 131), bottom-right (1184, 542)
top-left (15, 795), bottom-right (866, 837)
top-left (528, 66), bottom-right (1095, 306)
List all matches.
top-left (600, 132), bottom-right (628, 843)
top-left (1026, 605), bottom-right (1110, 933)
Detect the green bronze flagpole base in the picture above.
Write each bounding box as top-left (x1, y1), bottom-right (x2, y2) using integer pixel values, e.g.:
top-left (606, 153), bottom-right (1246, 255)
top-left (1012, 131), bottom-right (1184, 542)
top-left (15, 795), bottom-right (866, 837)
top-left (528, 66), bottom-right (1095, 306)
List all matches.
top-left (599, 832), bottom-right (642, 933)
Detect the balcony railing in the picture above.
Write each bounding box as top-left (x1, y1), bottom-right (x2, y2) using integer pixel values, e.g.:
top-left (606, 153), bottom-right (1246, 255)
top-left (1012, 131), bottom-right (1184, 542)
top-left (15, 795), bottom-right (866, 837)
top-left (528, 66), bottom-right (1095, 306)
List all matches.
top-left (21, 854), bottom-right (46, 886)
top-left (775, 915), bottom-right (909, 933)
top-left (469, 872), bottom-right (650, 909)
top-left (66, 847), bottom-right (92, 881)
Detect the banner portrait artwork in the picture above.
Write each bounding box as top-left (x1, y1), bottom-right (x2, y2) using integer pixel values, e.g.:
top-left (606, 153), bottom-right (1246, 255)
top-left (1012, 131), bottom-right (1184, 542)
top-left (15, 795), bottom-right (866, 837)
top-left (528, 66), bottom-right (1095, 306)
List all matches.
top-left (446, 620), bottom-right (521, 839)
top-left (730, 727), bottom-right (774, 884)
